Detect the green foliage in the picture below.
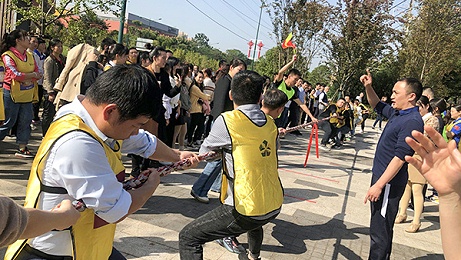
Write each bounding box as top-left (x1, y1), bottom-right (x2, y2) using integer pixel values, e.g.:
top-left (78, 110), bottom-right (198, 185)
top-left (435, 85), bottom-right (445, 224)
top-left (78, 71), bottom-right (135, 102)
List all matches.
top-left (325, 0), bottom-right (397, 98)
top-left (307, 65), bottom-right (331, 86)
top-left (399, 0), bottom-right (461, 98)
top-left (8, 0), bottom-right (122, 34)
top-left (255, 47), bottom-right (281, 77)
top-left (48, 10), bottom-right (109, 47)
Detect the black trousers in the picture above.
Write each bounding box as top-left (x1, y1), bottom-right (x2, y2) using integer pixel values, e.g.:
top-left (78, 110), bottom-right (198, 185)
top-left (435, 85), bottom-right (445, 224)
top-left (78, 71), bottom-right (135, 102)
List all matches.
top-left (41, 93), bottom-right (56, 137)
top-left (369, 175), bottom-right (405, 260)
top-left (32, 85), bottom-right (43, 121)
top-left (179, 204), bottom-right (277, 260)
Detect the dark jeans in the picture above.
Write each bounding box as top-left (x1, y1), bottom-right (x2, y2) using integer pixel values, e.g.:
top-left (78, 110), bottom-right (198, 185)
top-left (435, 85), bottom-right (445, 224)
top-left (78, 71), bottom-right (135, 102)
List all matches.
top-left (179, 204), bottom-right (277, 260)
top-left (318, 120), bottom-right (335, 145)
top-left (41, 93), bottom-right (56, 137)
top-left (369, 175), bottom-right (405, 260)
top-left (191, 160), bottom-right (222, 197)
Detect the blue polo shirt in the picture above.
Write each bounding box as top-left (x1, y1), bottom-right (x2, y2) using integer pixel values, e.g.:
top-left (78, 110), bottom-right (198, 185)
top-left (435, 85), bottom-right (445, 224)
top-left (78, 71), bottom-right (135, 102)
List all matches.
top-left (373, 102), bottom-right (424, 186)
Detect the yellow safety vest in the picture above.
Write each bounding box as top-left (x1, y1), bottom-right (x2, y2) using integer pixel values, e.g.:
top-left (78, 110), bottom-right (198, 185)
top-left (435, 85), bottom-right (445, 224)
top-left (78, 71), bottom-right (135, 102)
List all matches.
top-left (5, 114), bottom-right (125, 260)
top-left (221, 110), bottom-right (283, 216)
top-left (1, 50), bottom-right (38, 103)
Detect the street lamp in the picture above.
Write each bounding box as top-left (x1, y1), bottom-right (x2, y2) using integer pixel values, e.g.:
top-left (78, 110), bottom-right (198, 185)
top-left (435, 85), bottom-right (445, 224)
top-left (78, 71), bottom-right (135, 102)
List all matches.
top-left (251, 4), bottom-right (264, 69)
top-left (118, 0), bottom-right (127, 44)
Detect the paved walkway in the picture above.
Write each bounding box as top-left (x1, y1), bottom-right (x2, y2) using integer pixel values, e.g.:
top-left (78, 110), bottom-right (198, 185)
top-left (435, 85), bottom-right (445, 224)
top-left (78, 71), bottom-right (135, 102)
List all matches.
top-left (0, 120), bottom-right (443, 259)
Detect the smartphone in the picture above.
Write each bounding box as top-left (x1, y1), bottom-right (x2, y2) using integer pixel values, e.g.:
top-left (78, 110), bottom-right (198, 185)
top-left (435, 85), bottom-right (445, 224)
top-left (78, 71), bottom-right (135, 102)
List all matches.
top-left (175, 68), bottom-right (183, 76)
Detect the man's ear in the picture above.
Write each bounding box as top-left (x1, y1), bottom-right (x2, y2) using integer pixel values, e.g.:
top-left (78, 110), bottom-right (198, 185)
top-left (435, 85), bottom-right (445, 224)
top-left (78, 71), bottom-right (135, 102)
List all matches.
top-left (102, 104), bottom-right (118, 121)
top-left (229, 90), bottom-right (233, 101)
top-left (276, 106), bottom-right (284, 117)
top-left (407, 92), bottom-right (417, 103)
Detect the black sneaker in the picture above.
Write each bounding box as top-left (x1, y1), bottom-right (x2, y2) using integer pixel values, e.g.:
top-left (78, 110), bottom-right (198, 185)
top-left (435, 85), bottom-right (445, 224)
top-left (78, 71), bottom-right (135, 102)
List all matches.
top-left (238, 251), bottom-right (261, 260)
top-left (15, 147), bottom-right (34, 158)
top-left (216, 236), bottom-right (246, 254)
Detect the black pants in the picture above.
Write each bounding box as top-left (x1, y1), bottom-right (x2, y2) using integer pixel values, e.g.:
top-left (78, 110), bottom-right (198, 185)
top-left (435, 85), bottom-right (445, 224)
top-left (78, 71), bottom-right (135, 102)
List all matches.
top-left (361, 113), bottom-right (369, 131)
top-left (287, 101), bottom-right (300, 127)
top-left (41, 93), bottom-right (56, 137)
top-left (187, 113), bottom-right (205, 143)
top-left (33, 85), bottom-right (43, 121)
top-left (369, 175), bottom-right (405, 260)
top-left (179, 204), bottom-right (277, 260)
top-left (319, 121), bottom-right (337, 145)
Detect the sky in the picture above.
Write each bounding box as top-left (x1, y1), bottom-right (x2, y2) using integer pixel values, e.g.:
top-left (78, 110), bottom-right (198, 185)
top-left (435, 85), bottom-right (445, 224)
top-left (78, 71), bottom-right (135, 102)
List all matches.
top-left (125, 0), bottom-right (412, 68)
top-left (126, 0), bottom-right (277, 59)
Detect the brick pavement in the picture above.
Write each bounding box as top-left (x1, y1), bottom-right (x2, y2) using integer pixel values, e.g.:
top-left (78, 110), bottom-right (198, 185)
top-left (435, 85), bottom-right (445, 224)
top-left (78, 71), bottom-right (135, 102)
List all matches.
top-left (0, 121), bottom-right (443, 259)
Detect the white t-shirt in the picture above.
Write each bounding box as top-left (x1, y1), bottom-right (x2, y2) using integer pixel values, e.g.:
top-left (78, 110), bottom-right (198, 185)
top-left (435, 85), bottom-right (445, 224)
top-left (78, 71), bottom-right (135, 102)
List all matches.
top-left (29, 96), bottom-right (158, 256)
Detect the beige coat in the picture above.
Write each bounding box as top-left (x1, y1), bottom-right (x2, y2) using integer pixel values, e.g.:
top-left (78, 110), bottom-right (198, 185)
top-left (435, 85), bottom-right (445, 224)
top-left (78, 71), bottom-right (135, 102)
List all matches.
top-left (54, 44), bottom-right (96, 106)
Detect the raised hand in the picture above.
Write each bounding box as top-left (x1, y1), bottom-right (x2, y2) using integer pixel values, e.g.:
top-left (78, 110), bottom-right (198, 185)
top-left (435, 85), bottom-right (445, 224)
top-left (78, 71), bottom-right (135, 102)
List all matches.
top-left (405, 126), bottom-right (461, 196)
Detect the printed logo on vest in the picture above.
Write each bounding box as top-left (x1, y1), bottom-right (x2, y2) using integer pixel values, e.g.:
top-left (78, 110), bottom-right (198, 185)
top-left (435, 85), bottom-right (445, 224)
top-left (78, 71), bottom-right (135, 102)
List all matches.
top-left (259, 140), bottom-right (271, 157)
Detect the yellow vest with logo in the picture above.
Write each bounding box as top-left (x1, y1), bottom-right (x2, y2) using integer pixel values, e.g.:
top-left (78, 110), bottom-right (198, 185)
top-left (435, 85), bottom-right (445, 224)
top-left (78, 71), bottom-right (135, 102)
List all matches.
top-left (220, 110), bottom-right (283, 216)
top-left (1, 50), bottom-right (38, 103)
top-left (5, 114), bottom-right (125, 260)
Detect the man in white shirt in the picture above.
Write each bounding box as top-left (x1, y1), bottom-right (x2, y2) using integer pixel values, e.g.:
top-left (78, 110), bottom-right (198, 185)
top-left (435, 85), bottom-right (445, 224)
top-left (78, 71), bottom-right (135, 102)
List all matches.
top-left (5, 65), bottom-right (198, 260)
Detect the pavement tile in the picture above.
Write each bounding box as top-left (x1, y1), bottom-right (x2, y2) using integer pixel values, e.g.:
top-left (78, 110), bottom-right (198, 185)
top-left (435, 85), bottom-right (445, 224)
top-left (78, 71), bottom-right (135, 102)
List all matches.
top-left (0, 120), bottom-right (444, 259)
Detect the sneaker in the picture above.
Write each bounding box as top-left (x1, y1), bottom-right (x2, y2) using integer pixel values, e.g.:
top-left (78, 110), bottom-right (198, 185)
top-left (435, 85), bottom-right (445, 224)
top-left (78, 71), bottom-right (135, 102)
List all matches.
top-left (371, 126), bottom-right (375, 129)
top-left (319, 144), bottom-right (330, 151)
top-left (15, 147), bottom-right (35, 158)
top-left (190, 190), bottom-right (209, 203)
top-left (238, 251), bottom-right (261, 260)
top-left (331, 145), bottom-right (341, 150)
top-left (216, 236), bottom-right (246, 254)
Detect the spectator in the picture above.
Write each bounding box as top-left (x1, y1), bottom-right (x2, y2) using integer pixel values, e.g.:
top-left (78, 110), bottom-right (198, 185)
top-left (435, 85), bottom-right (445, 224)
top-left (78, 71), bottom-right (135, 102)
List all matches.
top-left (0, 29), bottom-right (41, 158)
top-left (360, 69), bottom-right (423, 259)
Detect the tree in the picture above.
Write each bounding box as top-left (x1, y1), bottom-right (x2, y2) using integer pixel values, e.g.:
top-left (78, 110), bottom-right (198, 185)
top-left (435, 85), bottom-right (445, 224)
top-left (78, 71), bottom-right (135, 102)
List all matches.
top-left (48, 10), bottom-right (108, 47)
top-left (307, 64), bottom-right (332, 86)
top-left (324, 0), bottom-right (397, 97)
top-left (264, 0), bottom-right (330, 72)
top-left (287, 0), bottom-right (330, 71)
top-left (224, 49), bottom-right (251, 65)
top-left (255, 47), bottom-right (281, 77)
top-left (399, 0), bottom-right (461, 97)
top-left (193, 33), bottom-right (210, 48)
top-left (7, 0), bottom-right (122, 34)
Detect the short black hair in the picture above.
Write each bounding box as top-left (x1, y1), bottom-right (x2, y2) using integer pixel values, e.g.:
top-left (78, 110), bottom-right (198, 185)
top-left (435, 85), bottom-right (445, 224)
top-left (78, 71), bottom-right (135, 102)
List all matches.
top-left (107, 43), bottom-right (128, 61)
top-left (287, 68), bottom-right (301, 77)
top-left (100, 37), bottom-right (116, 50)
top-left (231, 70), bottom-right (264, 106)
top-left (399, 78), bottom-right (423, 101)
top-left (85, 65), bottom-right (157, 121)
top-left (149, 46), bottom-right (166, 59)
top-left (263, 88), bottom-right (288, 110)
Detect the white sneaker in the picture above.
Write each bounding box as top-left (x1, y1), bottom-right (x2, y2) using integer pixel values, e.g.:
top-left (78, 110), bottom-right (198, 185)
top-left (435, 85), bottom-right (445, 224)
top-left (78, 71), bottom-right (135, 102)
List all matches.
top-left (319, 145), bottom-right (330, 151)
top-left (190, 190), bottom-right (209, 203)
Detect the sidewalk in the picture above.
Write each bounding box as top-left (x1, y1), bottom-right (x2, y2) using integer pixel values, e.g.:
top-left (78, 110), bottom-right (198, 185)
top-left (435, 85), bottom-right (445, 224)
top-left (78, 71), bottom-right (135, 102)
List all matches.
top-left (0, 121), bottom-right (443, 259)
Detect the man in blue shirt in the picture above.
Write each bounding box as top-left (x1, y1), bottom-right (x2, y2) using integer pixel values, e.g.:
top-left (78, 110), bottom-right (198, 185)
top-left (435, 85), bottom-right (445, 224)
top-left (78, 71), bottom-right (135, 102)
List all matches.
top-left (360, 69), bottom-right (424, 260)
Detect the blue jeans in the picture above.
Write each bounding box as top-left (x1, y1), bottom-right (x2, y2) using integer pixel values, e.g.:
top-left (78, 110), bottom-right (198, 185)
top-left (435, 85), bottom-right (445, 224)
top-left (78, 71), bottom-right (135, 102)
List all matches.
top-left (179, 204), bottom-right (277, 260)
top-left (0, 89), bottom-right (33, 145)
top-left (191, 160), bottom-right (222, 197)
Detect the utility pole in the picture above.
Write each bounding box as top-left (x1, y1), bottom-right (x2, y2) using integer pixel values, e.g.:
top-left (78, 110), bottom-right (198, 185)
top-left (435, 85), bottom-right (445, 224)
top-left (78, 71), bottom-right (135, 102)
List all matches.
top-left (251, 4), bottom-right (264, 70)
top-left (118, 0), bottom-right (127, 44)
